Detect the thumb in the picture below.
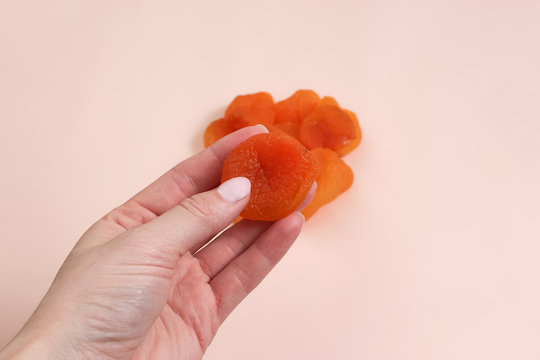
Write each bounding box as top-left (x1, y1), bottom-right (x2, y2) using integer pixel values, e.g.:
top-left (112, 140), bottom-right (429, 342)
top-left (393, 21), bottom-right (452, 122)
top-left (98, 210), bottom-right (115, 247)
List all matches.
top-left (124, 176), bottom-right (251, 255)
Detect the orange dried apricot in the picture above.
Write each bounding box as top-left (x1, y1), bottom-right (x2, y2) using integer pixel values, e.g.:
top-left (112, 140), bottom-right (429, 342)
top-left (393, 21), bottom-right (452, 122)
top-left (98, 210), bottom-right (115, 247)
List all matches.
top-left (337, 109), bottom-right (362, 156)
top-left (204, 90), bottom-right (361, 223)
top-left (225, 92), bottom-right (275, 130)
top-left (317, 96), bottom-right (339, 107)
top-left (203, 118), bottom-right (234, 147)
top-left (221, 133), bottom-right (318, 221)
top-left (274, 90), bottom-right (320, 124)
top-left (311, 96), bottom-right (362, 155)
top-left (270, 122), bottom-right (301, 139)
top-left (299, 105), bottom-right (358, 155)
top-left (302, 148), bottom-right (353, 220)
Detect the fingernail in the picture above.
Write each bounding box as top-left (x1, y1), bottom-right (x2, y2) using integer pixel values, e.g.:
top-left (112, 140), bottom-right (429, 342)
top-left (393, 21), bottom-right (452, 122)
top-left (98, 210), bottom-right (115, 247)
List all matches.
top-left (297, 211), bottom-right (305, 223)
top-left (218, 177), bottom-right (251, 203)
top-left (254, 124), bottom-right (269, 133)
top-left (297, 181), bottom-right (317, 212)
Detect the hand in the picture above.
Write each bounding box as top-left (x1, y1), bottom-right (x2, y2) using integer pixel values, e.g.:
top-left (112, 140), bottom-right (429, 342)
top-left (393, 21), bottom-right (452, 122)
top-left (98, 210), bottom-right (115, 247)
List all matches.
top-left (0, 125), bottom-right (312, 360)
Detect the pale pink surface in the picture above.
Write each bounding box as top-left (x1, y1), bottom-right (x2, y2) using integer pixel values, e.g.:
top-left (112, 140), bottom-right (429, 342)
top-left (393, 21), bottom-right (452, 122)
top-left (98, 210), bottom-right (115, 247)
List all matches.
top-left (1, 1), bottom-right (539, 359)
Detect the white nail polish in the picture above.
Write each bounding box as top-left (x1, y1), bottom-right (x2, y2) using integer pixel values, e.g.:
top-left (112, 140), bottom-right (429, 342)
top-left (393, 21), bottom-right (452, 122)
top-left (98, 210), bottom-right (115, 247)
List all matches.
top-left (254, 124), bottom-right (269, 133)
top-left (218, 177), bottom-right (251, 203)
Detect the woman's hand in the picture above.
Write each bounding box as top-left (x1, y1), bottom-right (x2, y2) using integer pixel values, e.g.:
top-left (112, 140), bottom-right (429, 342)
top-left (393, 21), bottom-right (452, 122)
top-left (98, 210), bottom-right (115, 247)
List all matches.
top-left (0, 125), bottom-right (311, 360)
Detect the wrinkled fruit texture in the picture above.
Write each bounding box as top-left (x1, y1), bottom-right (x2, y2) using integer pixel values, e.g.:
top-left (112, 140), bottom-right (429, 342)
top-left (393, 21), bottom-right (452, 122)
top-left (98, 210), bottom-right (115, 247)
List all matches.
top-left (203, 90), bottom-right (362, 220)
top-left (221, 133), bottom-right (319, 221)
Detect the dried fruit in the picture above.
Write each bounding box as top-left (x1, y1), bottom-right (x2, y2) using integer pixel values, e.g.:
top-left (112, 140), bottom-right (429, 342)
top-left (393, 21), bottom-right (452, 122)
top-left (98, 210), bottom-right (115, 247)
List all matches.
top-left (203, 118), bottom-right (234, 148)
top-left (337, 110), bottom-right (362, 157)
top-left (274, 90), bottom-right (320, 124)
top-left (309, 96), bottom-right (361, 156)
top-left (317, 96), bottom-right (339, 107)
top-left (221, 133), bottom-right (319, 221)
top-left (225, 92), bottom-right (275, 130)
top-left (301, 148), bottom-right (353, 219)
top-left (203, 90), bottom-right (361, 223)
top-left (270, 122), bottom-right (301, 139)
top-left (299, 105), bottom-right (358, 155)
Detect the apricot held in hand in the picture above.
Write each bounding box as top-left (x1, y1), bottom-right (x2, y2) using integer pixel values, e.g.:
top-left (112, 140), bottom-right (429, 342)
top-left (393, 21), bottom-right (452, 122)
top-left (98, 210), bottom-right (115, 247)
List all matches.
top-left (221, 133), bottom-right (319, 221)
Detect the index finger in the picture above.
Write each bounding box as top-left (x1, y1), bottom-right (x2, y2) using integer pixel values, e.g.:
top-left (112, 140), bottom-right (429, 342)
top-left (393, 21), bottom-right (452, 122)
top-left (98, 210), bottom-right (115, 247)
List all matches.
top-left (131, 124), bottom-right (268, 216)
top-left (86, 125), bottom-right (268, 242)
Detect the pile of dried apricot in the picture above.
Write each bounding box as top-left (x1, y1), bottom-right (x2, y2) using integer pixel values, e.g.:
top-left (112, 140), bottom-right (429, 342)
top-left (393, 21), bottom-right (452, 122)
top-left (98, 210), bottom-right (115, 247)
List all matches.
top-left (204, 90), bottom-right (361, 221)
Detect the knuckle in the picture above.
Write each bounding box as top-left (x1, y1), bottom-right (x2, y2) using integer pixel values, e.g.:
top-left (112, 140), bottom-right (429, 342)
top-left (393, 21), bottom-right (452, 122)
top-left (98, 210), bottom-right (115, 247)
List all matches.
top-left (177, 195), bottom-right (216, 222)
top-left (229, 261), bottom-right (252, 295)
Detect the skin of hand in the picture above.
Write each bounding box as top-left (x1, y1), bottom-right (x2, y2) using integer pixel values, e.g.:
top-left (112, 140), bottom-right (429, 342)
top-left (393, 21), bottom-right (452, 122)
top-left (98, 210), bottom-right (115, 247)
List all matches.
top-left (0, 125), bottom-right (314, 360)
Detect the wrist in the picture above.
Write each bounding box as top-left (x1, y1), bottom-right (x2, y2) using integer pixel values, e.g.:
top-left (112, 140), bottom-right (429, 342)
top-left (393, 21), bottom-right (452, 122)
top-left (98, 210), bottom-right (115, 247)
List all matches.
top-left (0, 332), bottom-right (55, 360)
top-left (1, 319), bottom-right (114, 360)
top-left (0, 312), bottom-right (82, 360)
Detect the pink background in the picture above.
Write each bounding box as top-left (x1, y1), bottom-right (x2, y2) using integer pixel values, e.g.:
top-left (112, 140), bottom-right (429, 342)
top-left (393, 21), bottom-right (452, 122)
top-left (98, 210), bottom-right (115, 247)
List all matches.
top-left (1, 0), bottom-right (539, 359)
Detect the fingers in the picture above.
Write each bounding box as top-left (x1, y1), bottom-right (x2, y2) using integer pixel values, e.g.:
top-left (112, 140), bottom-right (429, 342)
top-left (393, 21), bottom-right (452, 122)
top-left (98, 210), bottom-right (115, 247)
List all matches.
top-left (195, 182), bottom-right (316, 279)
top-left (210, 212), bottom-right (304, 322)
top-left (80, 125), bottom-right (267, 248)
top-left (129, 125), bottom-right (267, 217)
top-left (125, 177), bottom-right (252, 256)
top-left (195, 220), bottom-right (273, 278)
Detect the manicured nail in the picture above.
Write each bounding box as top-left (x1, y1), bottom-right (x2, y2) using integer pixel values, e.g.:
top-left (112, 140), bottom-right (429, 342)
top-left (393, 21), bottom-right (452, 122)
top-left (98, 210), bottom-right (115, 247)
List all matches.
top-left (297, 211), bottom-right (305, 223)
top-left (218, 177), bottom-right (251, 203)
top-left (254, 124), bottom-right (269, 133)
top-left (297, 181), bottom-right (317, 211)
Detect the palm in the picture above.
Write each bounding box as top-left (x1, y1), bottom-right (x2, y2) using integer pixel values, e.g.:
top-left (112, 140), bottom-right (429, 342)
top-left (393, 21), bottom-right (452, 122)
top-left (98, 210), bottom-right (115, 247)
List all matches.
top-left (15, 127), bottom-right (305, 360)
top-left (133, 255), bottom-right (219, 360)
top-left (92, 203), bottom-right (300, 360)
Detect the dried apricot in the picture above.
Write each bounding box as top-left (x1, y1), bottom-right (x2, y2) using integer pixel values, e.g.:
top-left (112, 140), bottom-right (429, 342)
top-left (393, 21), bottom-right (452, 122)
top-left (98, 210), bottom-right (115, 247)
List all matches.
top-left (270, 122), bottom-right (301, 139)
top-left (337, 109), bottom-right (362, 156)
top-left (274, 90), bottom-right (320, 124)
top-left (221, 133), bottom-right (319, 221)
top-left (302, 148), bottom-right (353, 219)
top-left (317, 96), bottom-right (339, 107)
top-left (204, 90), bottom-right (361, 223)
top-left (299, 105), bottom-right (358, 155)
top-left (225, 92), bottom-right (275, 130)
top-left (203, 118), bottom-right (234, 147)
